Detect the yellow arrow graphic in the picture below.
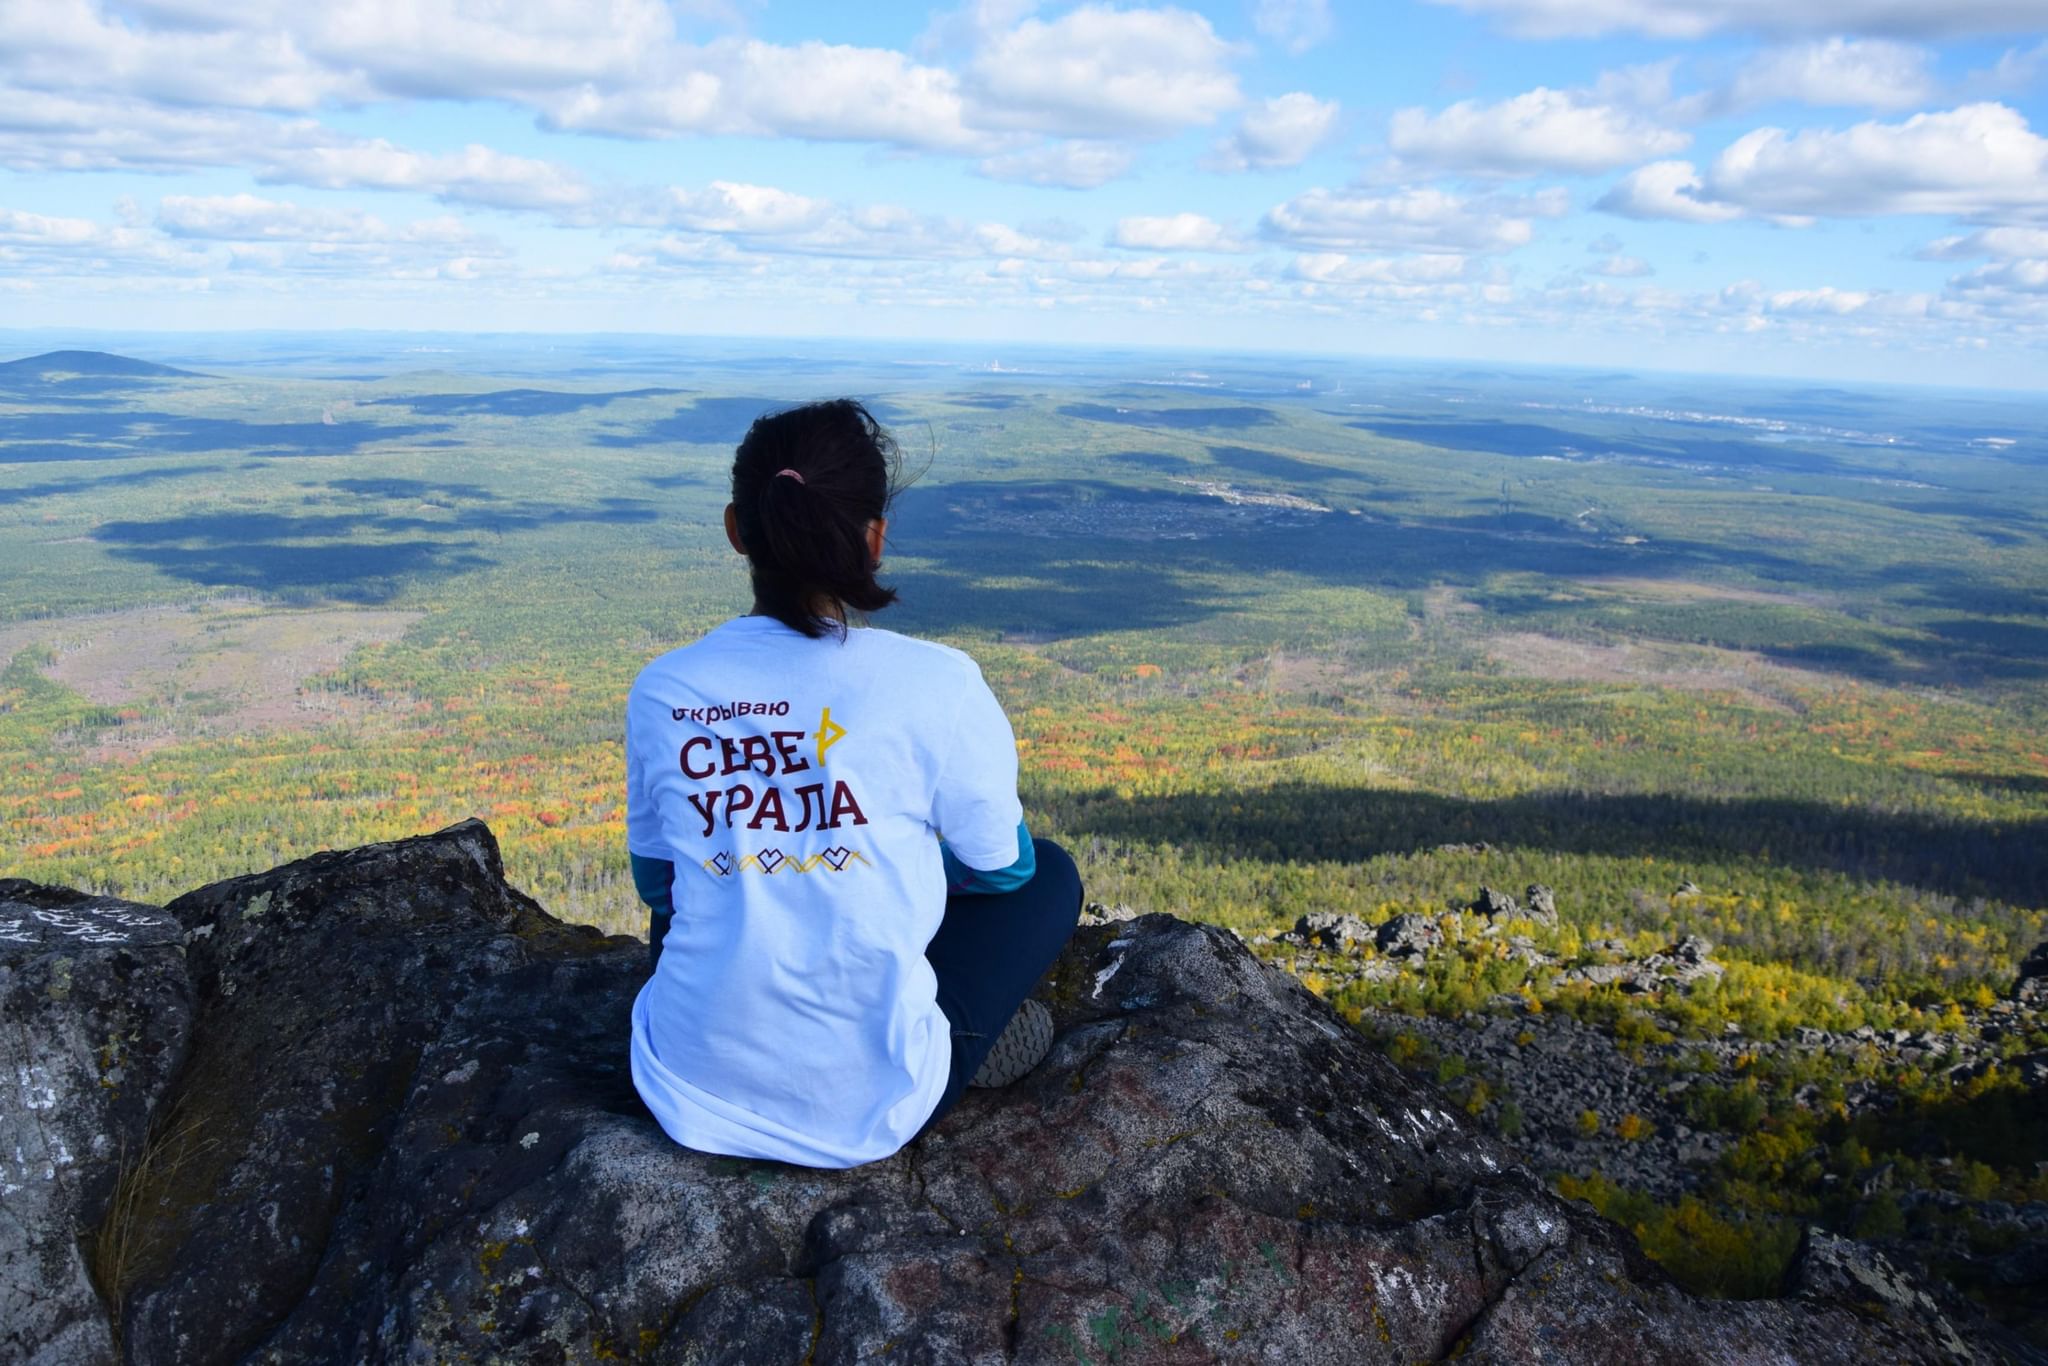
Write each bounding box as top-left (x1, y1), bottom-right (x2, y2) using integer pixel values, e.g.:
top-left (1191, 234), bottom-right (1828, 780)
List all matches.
top-left (816, 706), bottom-right (846, 765)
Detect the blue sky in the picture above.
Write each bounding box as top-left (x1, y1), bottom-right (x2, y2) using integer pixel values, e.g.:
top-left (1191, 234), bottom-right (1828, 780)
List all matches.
top-left (3, 0), bottom-right (2047, 387)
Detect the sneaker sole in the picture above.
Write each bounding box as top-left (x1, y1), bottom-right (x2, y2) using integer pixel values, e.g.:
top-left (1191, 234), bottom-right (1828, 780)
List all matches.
top-left (969, 999), bottom-right (1054, 1088)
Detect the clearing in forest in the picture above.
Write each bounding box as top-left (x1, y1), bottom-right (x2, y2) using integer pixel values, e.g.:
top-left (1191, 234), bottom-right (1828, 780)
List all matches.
top-left (0, 603), bottom-right (421, 756)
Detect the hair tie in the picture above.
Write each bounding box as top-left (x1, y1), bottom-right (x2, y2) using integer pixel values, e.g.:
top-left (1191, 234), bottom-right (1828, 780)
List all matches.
top-left (774, 468), bottom-right (805, 485)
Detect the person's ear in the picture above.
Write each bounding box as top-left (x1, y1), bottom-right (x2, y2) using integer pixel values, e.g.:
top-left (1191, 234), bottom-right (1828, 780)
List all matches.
top-left (865, 517), bottom-right (887, 569)
top-left (724, 504), bottom-right (747, 556)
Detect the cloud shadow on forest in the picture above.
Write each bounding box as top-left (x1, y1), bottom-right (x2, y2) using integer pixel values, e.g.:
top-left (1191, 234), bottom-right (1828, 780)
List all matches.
top-left (1055, 782), bottom-right (2047, 910)
top-left (1061, 403), bottom-right (1279, 431)
top-left (0, 409), bottom-right (449, 461)
top-left (886, 478), bottom-right (2046, 689)
top-left (0, 463), bottom-right (226, 506)
top-left (367, 387), bottom-right (683, 417)
top-left (1958, 772), bottom-right (2048, 795)
top-left (91, 496), bottom-right (658, 602)
top-left (1348, 418), bottom-right (1849, 477)
top-left (592, 397), bottom-right (789, 448)
top-left (1207, 445), bottom-right (1346, 484)
top-left (1105, 450), bottom-right (1193, 471)
top-left (882, 479), bottom-right (1820, 640)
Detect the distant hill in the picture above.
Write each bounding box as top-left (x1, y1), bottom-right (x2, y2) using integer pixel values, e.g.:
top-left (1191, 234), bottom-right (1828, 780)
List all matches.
top-left (0, 350), bottom-right (201, 379)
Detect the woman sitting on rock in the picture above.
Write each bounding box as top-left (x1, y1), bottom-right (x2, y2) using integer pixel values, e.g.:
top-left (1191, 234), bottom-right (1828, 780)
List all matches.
top-left (623, 399), bottom-right (1082, 1168)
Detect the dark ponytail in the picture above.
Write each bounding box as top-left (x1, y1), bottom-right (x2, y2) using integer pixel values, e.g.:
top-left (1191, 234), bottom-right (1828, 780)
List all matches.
top-left (730, 399), bottom-right (901, 639)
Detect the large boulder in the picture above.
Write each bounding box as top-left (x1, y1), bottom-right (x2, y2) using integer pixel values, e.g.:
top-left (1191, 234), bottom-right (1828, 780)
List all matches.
top-left (1290, 910), bottom-right (1372, 949)
top-left (0, 882), bottom-right (192, 1366)
top-left (4, 822), bottom-right (1991, 1362)
top-left (1785, 1229), bottom-right (1975, 1363)
top-left (1469, 885), bottom-right (1519, 920)
top-left (1375, 911), bottom-right (1443, 960)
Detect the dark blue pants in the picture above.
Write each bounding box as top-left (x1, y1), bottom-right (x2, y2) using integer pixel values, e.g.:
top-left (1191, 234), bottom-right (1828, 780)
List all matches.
top-left (917, 837), bottom-right (1083, 1135)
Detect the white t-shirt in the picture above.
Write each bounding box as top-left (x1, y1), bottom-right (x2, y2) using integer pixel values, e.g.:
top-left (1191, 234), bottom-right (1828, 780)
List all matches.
top-left (625, 616), bottom-right (1023, 1167)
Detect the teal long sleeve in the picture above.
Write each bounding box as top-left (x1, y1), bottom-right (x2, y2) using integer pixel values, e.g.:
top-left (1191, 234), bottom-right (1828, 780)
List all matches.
top-left (631, 852), bottom-right (676, 971)
top-left (630, 853), bottom-right (676, 911)
top-left (941, 821), bottom-right (1036, 896)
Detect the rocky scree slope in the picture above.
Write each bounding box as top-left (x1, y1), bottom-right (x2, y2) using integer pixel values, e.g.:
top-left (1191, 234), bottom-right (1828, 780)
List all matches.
top-left (1, 821), bottom-right (1989, 1363)
top-left (1258, 891), bottom-right (2048, 1203)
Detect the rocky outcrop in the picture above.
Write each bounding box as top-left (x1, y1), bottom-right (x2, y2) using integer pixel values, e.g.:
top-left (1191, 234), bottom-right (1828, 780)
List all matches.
top-left (0, 882), bottom-right (191, 1366)
top-left (1290, 910), bottom-right (1373, 950)
top-left (1787, 1230), bottom-right (1975, 1363)
top-left (1558, 934), bottom-right (1725, 994)
top-left (1269, 898), bottom-right (1729, 1004)
top-left (1375, 912), bottom-right (1442, 959)
top-left (2017, 942), bottom-right (2048, 1008)
top-left (1357, 1006), bottom-right (1736, 1196)
top-left (2, 822), bottom-right (1993, 1363)
top-left (1468, 885), bottom-right (1557, 928)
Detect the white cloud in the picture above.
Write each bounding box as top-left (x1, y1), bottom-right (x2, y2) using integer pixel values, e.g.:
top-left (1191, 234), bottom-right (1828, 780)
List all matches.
top-left (1921, 226), bottom-right (2048, 307)
top-left (1919, 226), bottom-right (2048, 260)
top-left (975, 222), bottom-right (1065, 257)
top-left (978, 140), bottom-right (1135, 189)
top-left (0, 89), bottom-right (300, 173)
top-left (1767, 286), bottom-right (1884, 314)
top-left (1061, 255), bottom-right (1229, 281)
top-left (661, 182), bottom-right (831, 236)
top-left (540, 39), bottom-right (987, 153)
top-left (0, 206), bottom-right (141, 251)
top-left (1517, 271), bottom-right (1964, 347)
top-left (1946, 259), bottom-right (2048, 294)
top-left (1389, 87), bottom-right (1690, 177)
top-left (1727, 39), bottom-right (1935, 110)
top-left (1596, 160), bottom-right (1746, 222)
top-left (0, 86), bottom-right (603, 222)
top-left (0, 2), bottom-right (1220, 159)
top-left (0, 0), bottom-right (359, 112)
top-left (1290, 252), bottom-right (1476, 284)
top-left (1251, 0), bottom-right (1334, 54)
top-left (1111, 213), bottom-right (1242, 251)
top-left (154, 193), bottom-right (479, 246)
top-left (645, 182), bottom-right (992, 260)
top-left (966, 5), bottom-right (1240, 138)
top-left (0, 0), bottom-right (739, 119)
top-left (1589, 253), bottom-right (1655, 277)
top-left (1422, 0), bottom-right (2048, 39)
top-left (0, 199), bottom-right (473, 280)
top-left (260, 140), bottom-right (595, 213)
top-left (1263, 185), bottom-right (1567, 253)
top-left (1208, 92), bottom-right (1339, 171)
top-left (1706, 103), bottom-right (2048, 220)
top-left (302, 0), bottom-right (677, 100)
top-left (1280, 252), bottom-right (1508, 310)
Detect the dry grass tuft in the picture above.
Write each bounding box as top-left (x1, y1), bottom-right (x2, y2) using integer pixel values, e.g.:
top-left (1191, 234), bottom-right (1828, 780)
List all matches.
top-left (82, 1105), bottom-right (218, 1350)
